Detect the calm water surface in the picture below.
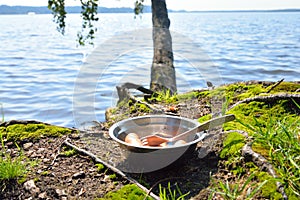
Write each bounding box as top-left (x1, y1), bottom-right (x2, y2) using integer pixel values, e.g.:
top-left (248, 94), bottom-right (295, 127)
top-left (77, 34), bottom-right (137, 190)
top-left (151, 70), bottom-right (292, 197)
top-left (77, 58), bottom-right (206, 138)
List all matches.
top-left (0, 12), bottom-right (299, 127)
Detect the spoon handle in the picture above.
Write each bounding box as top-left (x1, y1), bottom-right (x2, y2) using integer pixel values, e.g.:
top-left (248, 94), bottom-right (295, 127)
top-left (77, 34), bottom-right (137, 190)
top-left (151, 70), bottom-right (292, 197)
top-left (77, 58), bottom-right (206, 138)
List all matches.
top-left (171, 114), bottom-right (235, 141)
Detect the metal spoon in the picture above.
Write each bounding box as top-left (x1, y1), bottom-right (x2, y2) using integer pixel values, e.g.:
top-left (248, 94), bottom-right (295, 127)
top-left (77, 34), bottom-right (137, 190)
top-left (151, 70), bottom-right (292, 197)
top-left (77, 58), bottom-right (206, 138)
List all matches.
top-left (141, 114), bottom-right (235, 146)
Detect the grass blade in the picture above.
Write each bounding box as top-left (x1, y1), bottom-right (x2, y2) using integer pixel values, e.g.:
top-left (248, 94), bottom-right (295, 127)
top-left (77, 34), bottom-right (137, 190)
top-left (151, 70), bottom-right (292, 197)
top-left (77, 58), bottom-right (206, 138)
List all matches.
top-left (240, 174), bottom-right (255, 193)
top-left (247, 180), bottom-right (268, 199)
top-left (291, 98), bottom-right (300, 110)
top-left (288, 156), bottom-right (300, 170)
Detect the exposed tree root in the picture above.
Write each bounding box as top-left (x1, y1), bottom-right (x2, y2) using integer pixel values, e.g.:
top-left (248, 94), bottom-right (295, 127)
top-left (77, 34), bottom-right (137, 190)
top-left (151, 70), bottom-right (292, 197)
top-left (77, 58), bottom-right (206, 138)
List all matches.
top-left (229, 93), bottom-right (300, 110)
top-left (224, 130), bottom-right (288, 199)
top-left (242, 143), bottom-right (288, 199)
top-left (223, 130), bottom-right (249, 138)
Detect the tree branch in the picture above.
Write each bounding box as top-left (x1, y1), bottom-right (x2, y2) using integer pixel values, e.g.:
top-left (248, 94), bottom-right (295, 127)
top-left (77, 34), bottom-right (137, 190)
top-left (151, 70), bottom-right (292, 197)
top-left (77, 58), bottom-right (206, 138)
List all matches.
top-left (266, 78), bottom-right (284, 93)
top-left (63, 138), bottom-right (160, 200)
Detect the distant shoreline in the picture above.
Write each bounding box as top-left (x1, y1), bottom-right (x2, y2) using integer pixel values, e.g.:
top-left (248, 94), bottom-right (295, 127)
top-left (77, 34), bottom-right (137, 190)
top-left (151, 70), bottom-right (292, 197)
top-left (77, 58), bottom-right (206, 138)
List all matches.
top-left (0, 5), bottom-right (300, 15)
top-left (189, 9), bottom-right (300, 13)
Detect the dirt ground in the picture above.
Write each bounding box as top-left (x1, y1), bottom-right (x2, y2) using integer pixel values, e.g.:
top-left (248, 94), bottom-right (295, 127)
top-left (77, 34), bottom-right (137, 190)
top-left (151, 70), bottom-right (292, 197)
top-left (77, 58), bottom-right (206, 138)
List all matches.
top-left (0, 94), bottom-right (228, 200)
top-left (2, 81), bottom-right (292, 199)
top-left (0, 124), bottom-right (226, 200)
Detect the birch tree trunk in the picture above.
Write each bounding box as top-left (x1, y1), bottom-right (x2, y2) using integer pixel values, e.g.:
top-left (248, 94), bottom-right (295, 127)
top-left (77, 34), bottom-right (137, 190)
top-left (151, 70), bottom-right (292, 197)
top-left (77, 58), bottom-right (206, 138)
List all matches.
top-left (150, 0), bottom-right (177, 94)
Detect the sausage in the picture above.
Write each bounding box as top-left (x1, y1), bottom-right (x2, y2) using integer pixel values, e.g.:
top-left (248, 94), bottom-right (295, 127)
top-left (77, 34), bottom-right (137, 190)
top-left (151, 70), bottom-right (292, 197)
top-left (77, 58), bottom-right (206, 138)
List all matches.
top-left (124, 133), bottom-right (143, 146)
top-left (159, 140), bottom-right (187, 147)
top-left (174, 140), bottom-right (187, 146)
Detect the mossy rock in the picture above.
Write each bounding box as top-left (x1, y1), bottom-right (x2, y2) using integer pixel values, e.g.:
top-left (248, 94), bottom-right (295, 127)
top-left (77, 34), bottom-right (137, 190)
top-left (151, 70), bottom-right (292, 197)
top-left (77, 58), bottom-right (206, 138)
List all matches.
top-left (0, 122), bottom-right (75, 141)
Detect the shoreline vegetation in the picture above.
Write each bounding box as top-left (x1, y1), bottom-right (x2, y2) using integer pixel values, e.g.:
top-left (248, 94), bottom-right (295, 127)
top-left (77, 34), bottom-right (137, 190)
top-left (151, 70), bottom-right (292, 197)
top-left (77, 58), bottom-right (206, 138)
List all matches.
top-left (0, 5), bottom-right (300, 15)
top-left (0, 80), bottom-right (300, 199)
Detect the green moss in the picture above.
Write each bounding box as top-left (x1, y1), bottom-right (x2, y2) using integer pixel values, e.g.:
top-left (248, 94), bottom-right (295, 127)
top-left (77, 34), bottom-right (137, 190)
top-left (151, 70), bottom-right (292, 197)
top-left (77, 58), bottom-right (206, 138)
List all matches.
top-left (220, 132), bottom-right (245, 159)
top-left (224, 99), bottom-right (299, 133)
top-left (113, 181), bottom-right (119, 185)
top-left (205, 83), bottom-right (265, 105)
top-left (129, 102), bottom-right (151, 114)
top-left (177, 91), bottom-right (199, 100)
top-left (256, 171), bottom-right (282, 199)
top-left (285, 189), bottom-right (300, 200)
top-left (231, 165), bottom-right (246, 175)
top-left (60, 147), bottom-right (77, 157)
top-left (17, 176), bottom-right (27, 184)
top-left (109, 174), bottom-right (117, 180)
top-left (95, 163), bottom-right (105, 172)
top-left (0, 127), bottom-right (6, 133)
top-left (203, 82), bottom-right (300, 199)
top-left (99, 184), bottom-right (152, 200)
top-left (200, 82), bottom-right (299, 108)
top-left (0, 123), bottom-right (74, 141)
top-left (245, 162), bottom-right (259, 174)
top-left (234, 84), bottom-right (266, 100)
top-left (196, 90), bottom-right (210, 98)
top-left (220, 86), bottom-right (300, 199)
top-left (198, 114), bottom-right (212, 123)
top-left (149, 90), bottom-right (178, 104)
top-left (267, 82), bottom-right (300, 93)
top-left (40, 171), bottom-right (49, 176)
top-left (251, 142), bottom-right (269, 158)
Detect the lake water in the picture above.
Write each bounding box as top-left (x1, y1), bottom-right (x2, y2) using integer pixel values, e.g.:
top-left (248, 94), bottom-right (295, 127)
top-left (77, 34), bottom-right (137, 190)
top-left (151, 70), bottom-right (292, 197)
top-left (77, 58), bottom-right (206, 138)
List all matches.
top-left (0, 12), bottom-right (299, 128)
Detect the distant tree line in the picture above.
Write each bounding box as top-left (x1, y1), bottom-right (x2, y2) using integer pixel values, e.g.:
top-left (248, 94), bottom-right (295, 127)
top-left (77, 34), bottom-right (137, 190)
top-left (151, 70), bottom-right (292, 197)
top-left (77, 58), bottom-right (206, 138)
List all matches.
top-left (0, 5), bottom-right (154, 15)
top-left (1, 5), bottom-right (297, 15)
